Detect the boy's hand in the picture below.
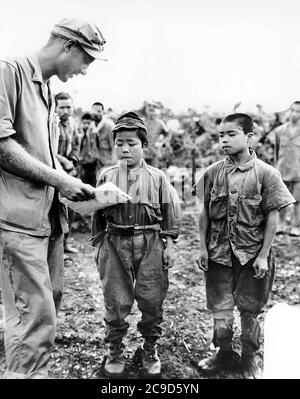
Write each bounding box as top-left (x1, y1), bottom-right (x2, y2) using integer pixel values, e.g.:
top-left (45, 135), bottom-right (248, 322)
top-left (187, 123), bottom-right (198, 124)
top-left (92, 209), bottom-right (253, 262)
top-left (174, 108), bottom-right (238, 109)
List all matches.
top-left (196, 247), bottom-right (208, 271)
top-left (163, 247), bottom-right (175, 270)
top-left (253, 256), bottom-right (268, 279)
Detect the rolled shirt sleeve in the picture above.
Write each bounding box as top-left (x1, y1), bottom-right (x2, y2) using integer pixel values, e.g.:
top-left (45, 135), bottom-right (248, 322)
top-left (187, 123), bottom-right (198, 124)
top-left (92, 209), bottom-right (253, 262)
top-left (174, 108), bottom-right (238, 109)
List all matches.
top-left (159, 172), bottom-right (180, 239)
top-left (261, 167), bottom-right (296, 214)
top-left (0, 61), bottom-right (20, 139)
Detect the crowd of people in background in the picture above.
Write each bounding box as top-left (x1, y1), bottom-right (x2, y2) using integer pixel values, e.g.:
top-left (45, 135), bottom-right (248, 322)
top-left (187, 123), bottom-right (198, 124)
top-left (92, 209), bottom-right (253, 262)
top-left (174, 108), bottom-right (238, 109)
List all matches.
top-left (55, 94), bottom-right (296, 256)
top-left (66, 98), bottom-right (288, 175)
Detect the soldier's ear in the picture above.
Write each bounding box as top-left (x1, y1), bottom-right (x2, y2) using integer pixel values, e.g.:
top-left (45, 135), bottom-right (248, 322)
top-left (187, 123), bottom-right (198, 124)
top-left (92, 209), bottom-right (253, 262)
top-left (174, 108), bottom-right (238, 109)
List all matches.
top-left (64, 40), bottom-right (77, 53)
top-left (143, 141), bottom-right (149, 150)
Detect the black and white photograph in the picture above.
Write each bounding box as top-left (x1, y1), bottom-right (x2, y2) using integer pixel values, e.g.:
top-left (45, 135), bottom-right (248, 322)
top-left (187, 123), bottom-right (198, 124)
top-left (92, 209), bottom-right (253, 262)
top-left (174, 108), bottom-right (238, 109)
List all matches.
top-left (1, 0), bottom-right (300, 386)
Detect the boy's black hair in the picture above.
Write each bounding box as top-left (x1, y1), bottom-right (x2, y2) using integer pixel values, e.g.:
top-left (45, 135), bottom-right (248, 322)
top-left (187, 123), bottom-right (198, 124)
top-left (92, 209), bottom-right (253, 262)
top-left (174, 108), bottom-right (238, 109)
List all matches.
top-left (81, 112), bottom-right (92, 120)
top-left (222, 113), bottom-right (254, 134)
top-left (113, 128), bottom-right (148, 146)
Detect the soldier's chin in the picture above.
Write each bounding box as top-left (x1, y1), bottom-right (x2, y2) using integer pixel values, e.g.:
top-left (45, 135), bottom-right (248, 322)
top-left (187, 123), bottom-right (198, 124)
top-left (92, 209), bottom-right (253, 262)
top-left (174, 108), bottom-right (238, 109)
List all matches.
top-left (58, 73), bottom-right (69, 83)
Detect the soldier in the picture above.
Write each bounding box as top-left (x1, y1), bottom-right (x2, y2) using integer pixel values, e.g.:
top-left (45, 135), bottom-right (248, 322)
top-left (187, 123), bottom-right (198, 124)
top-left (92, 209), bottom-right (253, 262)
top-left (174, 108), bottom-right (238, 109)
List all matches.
top-left (55, 91), bottom-right (80, 256)
top-left (272, 101), bottom-right (300, 236)
top-left (86, 102), bottom-right (116, 186)
top-left (77, 112), bottom-right (94, 185)
top-left (0, 18), bottom-right (106, 379)
top-left (139, 101), bottom-right (168, 168)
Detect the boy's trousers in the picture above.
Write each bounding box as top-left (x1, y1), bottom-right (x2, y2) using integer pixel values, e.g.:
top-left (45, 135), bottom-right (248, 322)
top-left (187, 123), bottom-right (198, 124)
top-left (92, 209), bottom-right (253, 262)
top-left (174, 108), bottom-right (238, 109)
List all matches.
top-left (0, 229), bottom-right (64, 378)
top-left (205, 250), bottom-right (276, 353)
top-left (96, 231), bottom-right (169, 344)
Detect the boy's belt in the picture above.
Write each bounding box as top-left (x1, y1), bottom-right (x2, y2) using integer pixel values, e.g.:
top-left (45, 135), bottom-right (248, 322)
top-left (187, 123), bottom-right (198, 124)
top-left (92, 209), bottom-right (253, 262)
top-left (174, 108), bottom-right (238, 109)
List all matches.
top-left (107, 223), bottom-right (161, 236)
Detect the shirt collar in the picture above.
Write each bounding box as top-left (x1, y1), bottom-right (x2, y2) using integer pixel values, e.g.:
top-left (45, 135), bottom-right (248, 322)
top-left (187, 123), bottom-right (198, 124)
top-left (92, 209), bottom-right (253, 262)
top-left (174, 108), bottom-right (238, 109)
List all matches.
top-left (119, 158), bottom-right (146, 173)
top-left (225, 149), bottom-right (257, 173)
top-left (28, 53), bottom-right (45, 84)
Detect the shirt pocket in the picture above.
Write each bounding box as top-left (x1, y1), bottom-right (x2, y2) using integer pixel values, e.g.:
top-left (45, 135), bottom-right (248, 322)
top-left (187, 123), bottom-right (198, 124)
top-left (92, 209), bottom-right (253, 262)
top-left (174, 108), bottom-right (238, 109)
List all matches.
top-left (209, 190), bottom-right (227, 220)
top-left (238, 194), bottom-right (264, 227)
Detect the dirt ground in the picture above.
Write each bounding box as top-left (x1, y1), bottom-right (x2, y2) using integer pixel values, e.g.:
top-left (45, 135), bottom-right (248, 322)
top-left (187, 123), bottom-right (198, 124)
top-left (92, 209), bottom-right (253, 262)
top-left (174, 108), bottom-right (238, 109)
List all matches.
top-left (1, 204), bottom-right (300, 379)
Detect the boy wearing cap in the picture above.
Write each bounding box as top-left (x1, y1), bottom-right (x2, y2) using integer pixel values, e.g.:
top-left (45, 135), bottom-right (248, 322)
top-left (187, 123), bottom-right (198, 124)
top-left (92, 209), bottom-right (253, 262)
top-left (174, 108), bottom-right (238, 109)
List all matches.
top-left (91, 111), bottom-right (180, 378)
top-left (0, 18), bottom-right (106, 378)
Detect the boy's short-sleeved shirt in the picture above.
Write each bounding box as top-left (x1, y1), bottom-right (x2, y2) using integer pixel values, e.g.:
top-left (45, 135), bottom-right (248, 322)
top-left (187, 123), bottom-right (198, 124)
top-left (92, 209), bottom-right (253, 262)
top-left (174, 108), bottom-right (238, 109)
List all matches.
top-left (194, 150), bottom-right (295, 267)
top-left (91, 159), bottom-right (180, 241)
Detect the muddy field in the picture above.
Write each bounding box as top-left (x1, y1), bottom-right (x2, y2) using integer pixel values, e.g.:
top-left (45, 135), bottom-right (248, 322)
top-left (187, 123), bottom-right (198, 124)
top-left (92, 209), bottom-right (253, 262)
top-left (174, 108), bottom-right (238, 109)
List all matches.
top-left (1, 205), bottom-right (300, 379)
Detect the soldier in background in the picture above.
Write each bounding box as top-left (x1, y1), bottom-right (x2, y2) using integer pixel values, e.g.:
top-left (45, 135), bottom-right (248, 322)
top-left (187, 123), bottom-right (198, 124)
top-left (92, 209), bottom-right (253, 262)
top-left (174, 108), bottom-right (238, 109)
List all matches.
top-left (55, 92), bottom-right (80, 256)
top-left (271, 101), bottom-right (300, 236)
top-left (77, 112), bottom-right (94, 185)
top-left (84, 102), bottom-right (116, 187)
top-left (138, 100), bottom-right (168, 168)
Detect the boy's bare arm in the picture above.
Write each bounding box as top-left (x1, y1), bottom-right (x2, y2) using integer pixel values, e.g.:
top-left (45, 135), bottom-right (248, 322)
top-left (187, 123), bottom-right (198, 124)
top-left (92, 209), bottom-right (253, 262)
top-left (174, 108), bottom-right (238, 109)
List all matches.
top-left (0, 136), bottom-right (95, 201)
top-left (162, 236), bottom-right (175, 270)
top-left (253, 208), bottom-right (279, 279)
top-left (196, 202), bottom-right (209, 271)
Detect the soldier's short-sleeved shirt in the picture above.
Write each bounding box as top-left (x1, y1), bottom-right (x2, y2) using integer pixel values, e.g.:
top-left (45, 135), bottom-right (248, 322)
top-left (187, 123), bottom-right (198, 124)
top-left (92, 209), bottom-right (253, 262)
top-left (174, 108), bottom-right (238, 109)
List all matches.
top-left (194, 150), bottom-right (295, 266)
top-left (0, 54), bottom-right (68, 236)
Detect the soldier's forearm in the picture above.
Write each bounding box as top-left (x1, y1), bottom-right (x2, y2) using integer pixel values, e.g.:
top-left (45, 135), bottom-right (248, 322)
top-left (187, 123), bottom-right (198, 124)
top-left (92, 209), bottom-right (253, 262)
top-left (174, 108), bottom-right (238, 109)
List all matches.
top-left (0, 136), bottom-right (64, 188)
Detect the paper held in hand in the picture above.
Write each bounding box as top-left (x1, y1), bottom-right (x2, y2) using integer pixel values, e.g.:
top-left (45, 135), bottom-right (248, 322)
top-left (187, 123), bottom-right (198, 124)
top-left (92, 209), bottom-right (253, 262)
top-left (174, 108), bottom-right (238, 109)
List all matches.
top-left (60, 181), bottom-right (132, 215)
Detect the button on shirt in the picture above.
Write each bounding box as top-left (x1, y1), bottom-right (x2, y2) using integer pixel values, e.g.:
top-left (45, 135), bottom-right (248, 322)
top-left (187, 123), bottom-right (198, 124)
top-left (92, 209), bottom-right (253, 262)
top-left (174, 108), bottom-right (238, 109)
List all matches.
top-left (194, 151), bottom-right (295, 266)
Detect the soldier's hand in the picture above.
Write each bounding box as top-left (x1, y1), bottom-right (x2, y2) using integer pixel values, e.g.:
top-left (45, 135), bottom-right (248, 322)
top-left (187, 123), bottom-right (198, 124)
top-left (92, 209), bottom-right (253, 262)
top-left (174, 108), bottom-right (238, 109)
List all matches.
top-left (196, 247), bottom-right (208, 271)
top-left (253, 256), bottom-right (268, 279)
top-left (58, 174), bottom-right (95, 201)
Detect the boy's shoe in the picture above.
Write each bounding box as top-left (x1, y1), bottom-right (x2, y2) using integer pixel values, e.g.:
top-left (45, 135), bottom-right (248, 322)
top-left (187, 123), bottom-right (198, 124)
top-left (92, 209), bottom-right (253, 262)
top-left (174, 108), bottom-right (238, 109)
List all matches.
top-left (196, 348), bottom-right (241, 374)
top-left (141, 341), bottom-right (161, 378)
top-left (241, 352), bottom-right (262, 379)
top-left (103, 342), bottom-right (125, 378)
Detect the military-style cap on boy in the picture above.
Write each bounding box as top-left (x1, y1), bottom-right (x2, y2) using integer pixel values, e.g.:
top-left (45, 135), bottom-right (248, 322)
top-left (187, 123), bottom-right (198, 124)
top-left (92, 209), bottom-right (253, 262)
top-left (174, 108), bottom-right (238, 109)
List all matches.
top-left (113, 111), bottom-right (147, 133)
